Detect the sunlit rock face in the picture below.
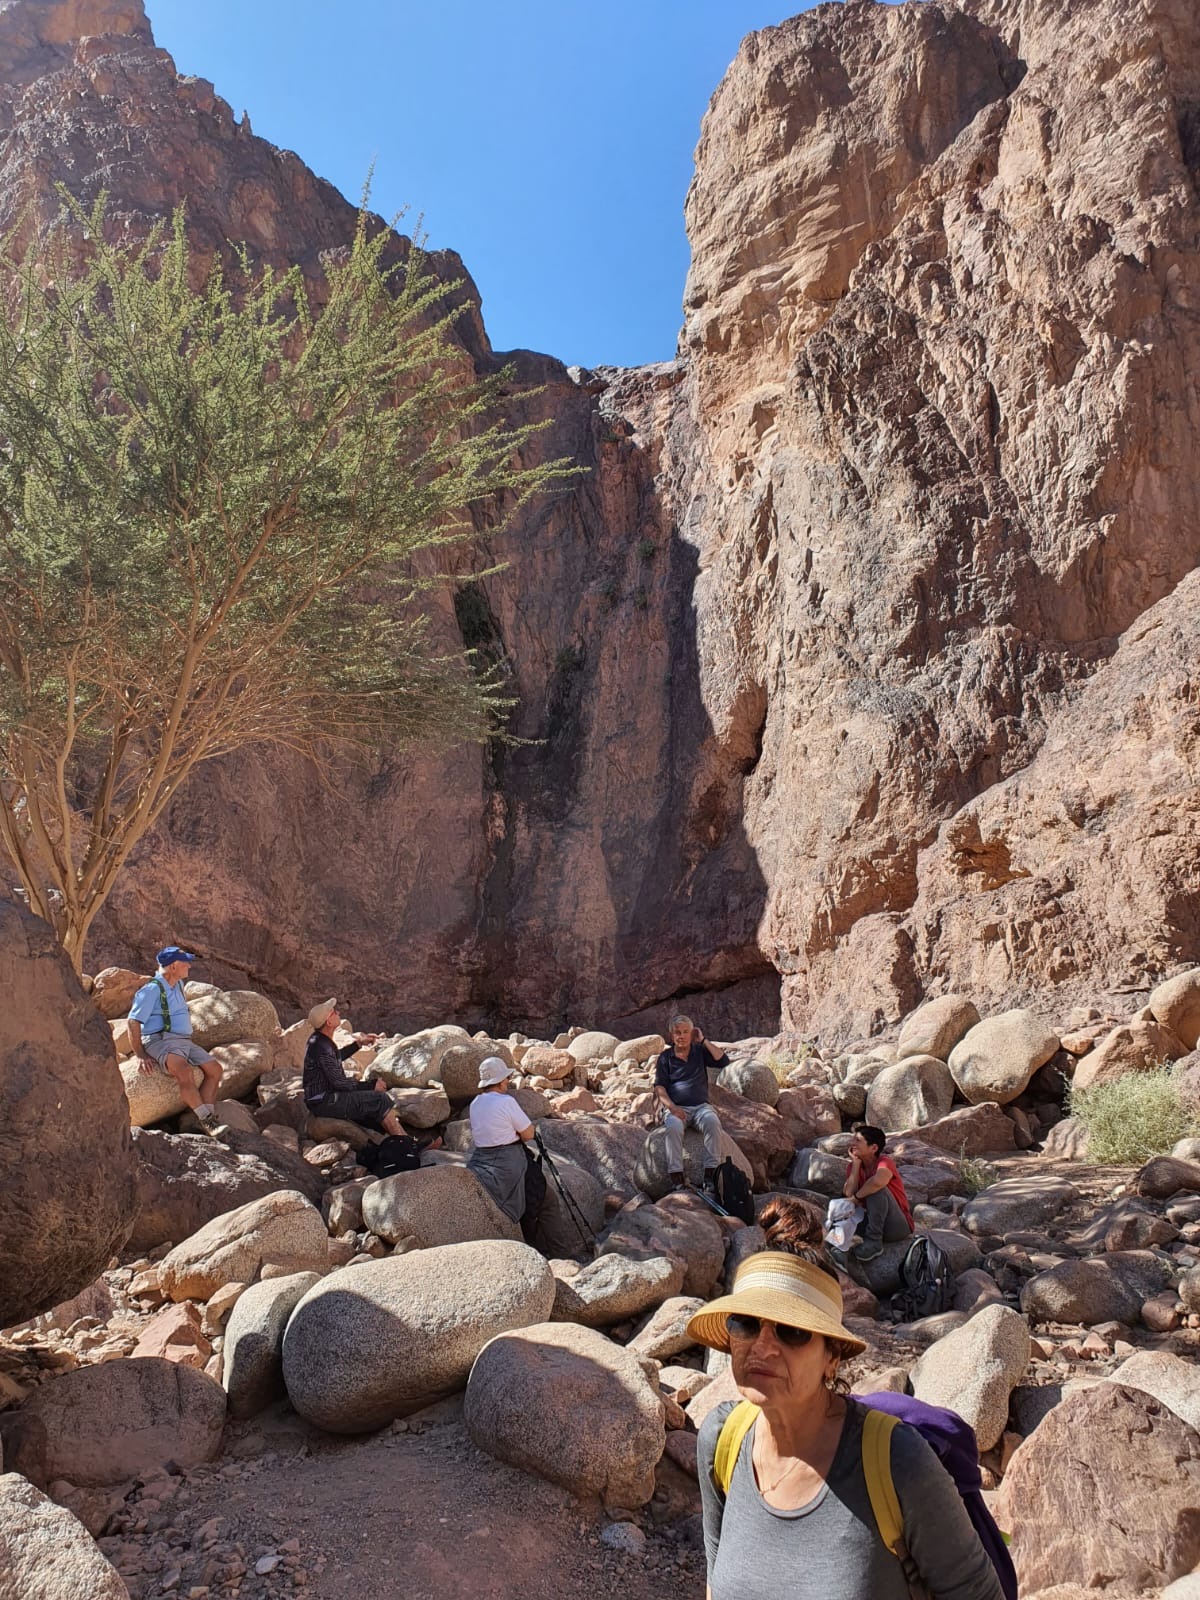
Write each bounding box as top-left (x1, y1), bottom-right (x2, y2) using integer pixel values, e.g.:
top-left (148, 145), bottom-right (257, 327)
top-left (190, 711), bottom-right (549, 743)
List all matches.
top-left (1, 0), bottom-right (1197, 1040)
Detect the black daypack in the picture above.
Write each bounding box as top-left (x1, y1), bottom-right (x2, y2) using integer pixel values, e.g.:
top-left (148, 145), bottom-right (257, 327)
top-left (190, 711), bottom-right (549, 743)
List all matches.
top-left (887, 1233), bottom-right (954, 1323)
top-left (359, 1133), bottom-right (422, 1177)
top-left (712, 1156), bottom-right (755, 1224)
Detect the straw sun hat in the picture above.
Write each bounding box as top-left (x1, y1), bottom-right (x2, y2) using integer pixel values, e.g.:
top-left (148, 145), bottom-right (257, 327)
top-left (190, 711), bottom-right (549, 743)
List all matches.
top-left (686, 1251), bottom-right (867, 1355)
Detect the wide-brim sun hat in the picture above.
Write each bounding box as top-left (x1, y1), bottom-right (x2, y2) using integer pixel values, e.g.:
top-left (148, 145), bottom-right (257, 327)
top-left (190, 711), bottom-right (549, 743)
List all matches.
top-left (307, 997), bottom-right (337, 1029)
top-left (477, 1056), bottom-right (513, 1090)
top-left (686, 1251), bottom-right (867, 1355)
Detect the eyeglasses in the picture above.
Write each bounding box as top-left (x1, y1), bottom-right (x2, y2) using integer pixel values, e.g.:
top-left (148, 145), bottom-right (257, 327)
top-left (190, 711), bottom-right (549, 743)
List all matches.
top-left (725, 1314), bottom-right (814, 1348)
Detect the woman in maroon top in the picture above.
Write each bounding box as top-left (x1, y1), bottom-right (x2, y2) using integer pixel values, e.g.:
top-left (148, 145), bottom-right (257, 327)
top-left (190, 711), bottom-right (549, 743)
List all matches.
top-left (843, 1123), bottom-right (913, 1262)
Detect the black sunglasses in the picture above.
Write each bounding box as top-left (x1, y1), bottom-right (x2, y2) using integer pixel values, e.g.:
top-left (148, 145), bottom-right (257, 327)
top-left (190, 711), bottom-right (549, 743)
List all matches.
top-left (726, 1313), bottom-right (814, 1348)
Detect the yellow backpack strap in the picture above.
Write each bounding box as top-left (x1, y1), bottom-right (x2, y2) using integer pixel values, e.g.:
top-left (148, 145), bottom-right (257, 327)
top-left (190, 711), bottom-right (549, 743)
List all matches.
top-left (713, 1399), bottom-right (760, 1496)
top-left (862, 1408), bottom-right (904, 1555)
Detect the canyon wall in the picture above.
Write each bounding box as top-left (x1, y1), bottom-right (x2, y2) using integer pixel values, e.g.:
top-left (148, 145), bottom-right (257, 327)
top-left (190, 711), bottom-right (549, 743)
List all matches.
top-left (1, 0), bottom-right (1197, 1040)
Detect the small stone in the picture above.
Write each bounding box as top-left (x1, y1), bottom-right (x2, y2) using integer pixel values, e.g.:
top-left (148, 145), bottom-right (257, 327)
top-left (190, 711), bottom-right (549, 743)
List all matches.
top-left (255, 1552), bottom-right (281, 1574)
top-left (601, 1521), bottom-right (647, 1555)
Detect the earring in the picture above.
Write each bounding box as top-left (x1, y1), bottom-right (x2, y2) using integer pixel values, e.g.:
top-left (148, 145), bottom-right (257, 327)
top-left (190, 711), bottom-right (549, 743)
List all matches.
top-left (824, 1369), bottom-right (838, 1390)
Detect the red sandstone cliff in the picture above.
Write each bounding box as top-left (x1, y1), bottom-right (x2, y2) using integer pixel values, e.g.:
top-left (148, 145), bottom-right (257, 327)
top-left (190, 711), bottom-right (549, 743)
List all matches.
top-left (1, 0), bottom-right (1197, 1040)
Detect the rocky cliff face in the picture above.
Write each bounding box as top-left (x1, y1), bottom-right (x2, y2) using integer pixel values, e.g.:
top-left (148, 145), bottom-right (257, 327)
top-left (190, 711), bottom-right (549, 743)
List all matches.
top-left (1, 0), bottom-right (1197, 1040)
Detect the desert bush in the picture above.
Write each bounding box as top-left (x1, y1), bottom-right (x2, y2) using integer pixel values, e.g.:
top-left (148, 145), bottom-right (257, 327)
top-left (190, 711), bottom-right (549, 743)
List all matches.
top-left (1069, 1065), bottom-right (1199, 1165)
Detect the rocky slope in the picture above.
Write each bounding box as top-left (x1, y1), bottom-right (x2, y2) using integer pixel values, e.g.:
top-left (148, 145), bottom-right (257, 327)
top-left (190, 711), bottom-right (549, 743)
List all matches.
top-left (0, 0), bottom-right (1197, 1041)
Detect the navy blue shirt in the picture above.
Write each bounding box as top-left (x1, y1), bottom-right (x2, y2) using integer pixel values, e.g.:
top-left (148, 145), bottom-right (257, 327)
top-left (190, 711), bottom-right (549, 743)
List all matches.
top-left (654, 1043), bottom-right (729, 1107)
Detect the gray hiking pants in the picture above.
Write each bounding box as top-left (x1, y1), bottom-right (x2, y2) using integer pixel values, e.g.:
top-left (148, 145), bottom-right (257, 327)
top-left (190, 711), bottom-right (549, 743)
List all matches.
top-left (663, 1102), bottom-right (723, 1173)
top-left (862, 1185), bottom-right (912, 1246)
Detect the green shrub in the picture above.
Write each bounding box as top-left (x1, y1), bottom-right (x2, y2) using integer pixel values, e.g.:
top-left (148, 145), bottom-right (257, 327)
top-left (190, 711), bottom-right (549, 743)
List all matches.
top-left (637, 537), bottom-right (657, 563)
top-left (763, 1042), bottom-right (816, 1085)
top-left (957, 1149), bottom-right (999, 1196)
top-left (1069, 1065), bottom-right (1199, 1165)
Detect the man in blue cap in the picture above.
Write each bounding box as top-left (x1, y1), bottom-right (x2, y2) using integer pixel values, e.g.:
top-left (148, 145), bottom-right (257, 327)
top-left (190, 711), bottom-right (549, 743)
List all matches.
top-left (127, 947), bottom-right (224, 1137)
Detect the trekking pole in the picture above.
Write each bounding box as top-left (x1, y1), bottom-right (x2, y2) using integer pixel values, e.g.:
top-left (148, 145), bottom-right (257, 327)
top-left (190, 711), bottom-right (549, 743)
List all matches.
top-left (533, 1132), bottom-right (597, 1249)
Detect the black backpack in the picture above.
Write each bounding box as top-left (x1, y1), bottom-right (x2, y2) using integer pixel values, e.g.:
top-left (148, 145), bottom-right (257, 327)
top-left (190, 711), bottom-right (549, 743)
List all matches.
top-left (713, 1156), bottom-right (755, 1224)
top-left (887, 1234), bottom-right (954, 1323)
top-left (359, 1133), bottom-right (422, 1177)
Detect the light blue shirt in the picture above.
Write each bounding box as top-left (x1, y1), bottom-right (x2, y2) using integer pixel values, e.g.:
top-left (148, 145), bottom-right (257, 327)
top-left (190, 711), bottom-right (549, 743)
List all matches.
top-left (128, 973), bottom-right (192, 1037)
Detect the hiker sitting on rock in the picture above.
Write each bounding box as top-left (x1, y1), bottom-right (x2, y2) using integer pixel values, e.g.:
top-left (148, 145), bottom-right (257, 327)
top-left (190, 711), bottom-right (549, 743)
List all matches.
top-left (302, 998), bottom-right (407, 1137)
top-left (843, 1123), bottom-right (914, 1262)
top-left (689, 1196), bottom-right (1005, 1600)
top-left (127, 946), bottom-right (224, 1137)
top-left (467, 1057), bottom-right (545, 1242)
top-left (653, 1013), bottom-right (729, 1192)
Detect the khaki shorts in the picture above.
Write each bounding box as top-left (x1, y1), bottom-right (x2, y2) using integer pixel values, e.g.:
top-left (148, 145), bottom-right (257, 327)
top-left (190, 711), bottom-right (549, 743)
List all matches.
top-left (143, 1032), bottom-right (215, 1069)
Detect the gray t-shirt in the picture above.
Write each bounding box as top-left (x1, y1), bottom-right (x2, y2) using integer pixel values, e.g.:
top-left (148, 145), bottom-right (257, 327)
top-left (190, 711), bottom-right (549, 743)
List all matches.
top-left (697, 1399), bottom-right (1005, 1600)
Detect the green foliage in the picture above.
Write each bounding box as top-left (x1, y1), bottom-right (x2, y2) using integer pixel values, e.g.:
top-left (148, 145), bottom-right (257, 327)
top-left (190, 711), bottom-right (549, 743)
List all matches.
top-left (0, 192), bottom-right (576, 962)
top-left (957, 1149), bottom-right (999, 1196)
top-left (1069, 1065), bottom-right (1199, 1165)
top-left (637, 537), bottom-right (657, 563)
top-left (763, 1041), bottom-right (816, 1085)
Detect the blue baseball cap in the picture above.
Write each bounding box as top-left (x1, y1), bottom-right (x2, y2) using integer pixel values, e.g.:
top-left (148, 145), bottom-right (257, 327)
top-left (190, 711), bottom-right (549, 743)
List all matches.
top-left (156, 945), bottom-right (198, 967)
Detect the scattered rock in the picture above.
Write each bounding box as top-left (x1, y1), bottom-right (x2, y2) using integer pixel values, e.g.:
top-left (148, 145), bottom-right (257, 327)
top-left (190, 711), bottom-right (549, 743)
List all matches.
top-left (717, 1059), bottom-right (780, 1107)
top-left (1071, 1018), bottom-right (1189, 1091)
top-left (130, 1302), bottom-right (212, 1369)
top-left (1108, 1351), bottom-right (1200, 1435)
top-left (1021, 1253), bottom-right (1170, 1327)
top-left (1136, 1155), bottom-right (1200, 1199)
top-left (282, 1241), bottom-right (554, 1432)
top-left (1041, 1118), bottom-right (1090, 1160)
top-left (598, 1194), bottom-right (726, 1296)
top-left (568, 1031), bottom-right (621, 1064)
top-left (465, 1321), bottom-right (665, 1507)
top-left (552, 1252), bottom-right (684, 1327)
top-left (1149, 968), bottom-right (1200, 1051)
top-left (613, 1035), bottom-right (666, 1065)
top-left (628, 1296), bottom-right (706, 1360)
top-left (908, 1102), bottom-right (1017, 1156)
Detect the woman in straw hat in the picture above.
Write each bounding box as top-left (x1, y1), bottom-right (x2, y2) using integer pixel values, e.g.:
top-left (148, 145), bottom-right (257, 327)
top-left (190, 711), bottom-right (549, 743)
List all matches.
top-left (692, 1198), bottom-right (1003, 1600)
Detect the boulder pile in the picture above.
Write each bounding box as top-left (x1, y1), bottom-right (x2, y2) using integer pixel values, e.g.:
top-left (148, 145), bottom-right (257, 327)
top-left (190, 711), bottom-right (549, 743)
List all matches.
top-left (2, 963), bottom-right (1200, 1597)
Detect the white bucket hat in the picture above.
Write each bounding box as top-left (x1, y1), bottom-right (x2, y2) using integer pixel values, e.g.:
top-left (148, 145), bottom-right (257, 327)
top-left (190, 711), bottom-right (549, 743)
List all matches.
top-left (477, 1056), bottom-right (512, 1090)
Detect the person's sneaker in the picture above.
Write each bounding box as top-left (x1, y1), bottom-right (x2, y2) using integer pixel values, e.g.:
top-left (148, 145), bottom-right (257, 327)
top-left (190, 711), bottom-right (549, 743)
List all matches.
top-left (195, 1108), bottom-right (225, 1139)
top-left (853, 1240), bottom-right (883, 1262)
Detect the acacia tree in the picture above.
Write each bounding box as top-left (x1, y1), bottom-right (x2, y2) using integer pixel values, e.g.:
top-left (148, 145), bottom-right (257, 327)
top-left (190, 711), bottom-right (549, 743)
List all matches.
top-left (0, 198), bottom-right (570, 969)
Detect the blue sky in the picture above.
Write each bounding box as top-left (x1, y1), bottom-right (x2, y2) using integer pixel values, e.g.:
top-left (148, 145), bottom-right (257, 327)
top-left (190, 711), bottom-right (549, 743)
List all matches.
top-left (147, 0), bottom-right (812, 369)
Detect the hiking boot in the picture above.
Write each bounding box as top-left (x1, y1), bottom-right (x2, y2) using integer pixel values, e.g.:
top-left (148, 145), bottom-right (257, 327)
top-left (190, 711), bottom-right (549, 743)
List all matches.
top-left (853, 1239), bottom-right (883, 1262)
top-left (196, 1108), bottom-right (225, 1139)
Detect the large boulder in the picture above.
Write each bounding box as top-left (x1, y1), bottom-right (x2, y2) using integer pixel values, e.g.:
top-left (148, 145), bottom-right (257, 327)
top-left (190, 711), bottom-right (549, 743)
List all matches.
top-left (775, 1083), bottom-right (842, 1145)
top-left (717, 1059), bottom-right (780, 1108)
top-left (465, 1322), bottom-right (665, 1506)
top-left (438, 1040), bottom-right (514, 1101)
top-left (568, 1030), bottom-right (621, 1064)
top-left (1071, 1018), bottom-right (1189, 1091)
top-left (865, 1056), bottom-right (955, 1132)
top-left (948, 1010), bottom-right (1059, 1105)
top-left (157, 1190), bottom-right (328, 1302)
top-left (1136, 1155), bottom-right (1200, 1199)
top-left (613, 1034), bottom-right (666, 1065)
top-left (282, 1240), bottom-right (554, 1432)
top-left (184, 985), bottom-right (279, 1049)
top-left (905, 1102), bottom-right (1017, 1156)
top-left (911, 1304), bottom-right (1030, 1450)
top-left (0, 1473), bottom-right (129, 1598)
top-left (961, 1175), bottom-right (1079, 1237)
top-left (997, 1385), bottom-right (1200, 1593)
top-left (128, 1127), bottom-right (325, 1253)
top-left (0, 901), bottom-right (136, 1326)
top-left (597, 1194), bottom-right (725, 1297)
top-left (552, 1253), bottom-right (684, 1327)
top-left (91, 965), bottom-right (147, 1021)
top-left (372, 1026), bottom-right (468, 1088)
top-left (0, 1358), bottom-right (225, 1488)
top-left (221, 1270), bottom-right (321, 1419)
top-left (1150, 969), bottom-right (1200, 1052)
top-left (1108, 1351), bottom-right (1200, 1435)
top-left (897, 996), bottom-right (980, 1062)
top-left (636, 1122), bottom-right (753, 1200)
top-left (788, 1148), bottom-right (850, 1196)
top-left (708, 1085), bottom-right (796, 1186)
top-left (1021, 1253), bottom-right (1171, 1326)
top-left (361, 1165), bottom-right (521, 1248)
top-left (535, 1118), bottom-right (651, 1199)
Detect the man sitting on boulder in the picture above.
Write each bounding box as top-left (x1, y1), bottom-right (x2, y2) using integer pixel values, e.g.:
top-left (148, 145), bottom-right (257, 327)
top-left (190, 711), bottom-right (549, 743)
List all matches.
top-left (302, 997), bottom-right (408, 1137)
top-left (843, 1122), bottom-right (914, 1262)
top-left (653, 1013), bottom-right (729, 1192)
top-left (127, 946), bottom-right (224, 1137)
